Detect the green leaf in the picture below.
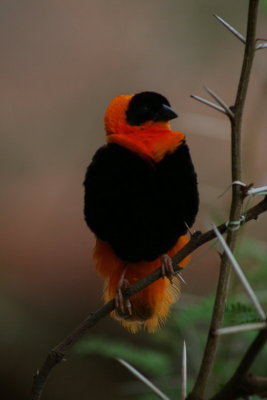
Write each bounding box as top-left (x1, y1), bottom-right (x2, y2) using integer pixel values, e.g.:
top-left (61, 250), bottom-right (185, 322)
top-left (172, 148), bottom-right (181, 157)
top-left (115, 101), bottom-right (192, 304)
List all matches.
top-left (224, 301), bottom-right (260, 325)
top-left (73, 335), bottom-right (171, 376)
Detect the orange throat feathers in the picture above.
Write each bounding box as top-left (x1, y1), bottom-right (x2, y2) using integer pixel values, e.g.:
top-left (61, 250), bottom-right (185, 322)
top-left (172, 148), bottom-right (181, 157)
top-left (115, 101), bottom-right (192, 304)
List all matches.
top-left (104, 94), bottom-right (185, 162)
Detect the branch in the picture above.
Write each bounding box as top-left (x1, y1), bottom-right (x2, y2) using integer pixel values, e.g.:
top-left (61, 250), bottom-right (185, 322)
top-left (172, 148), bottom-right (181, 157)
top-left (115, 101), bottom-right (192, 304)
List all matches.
top-left (189, 1), bottom-right (259, 399)
top-left (30, 196), bottom-right (267, 400)
top-left (210, 328), bottom-right (267, 400)
top-left (212, 374), bottom-right (267, 400)
top-left (243, 375), bottom-right (267, 397)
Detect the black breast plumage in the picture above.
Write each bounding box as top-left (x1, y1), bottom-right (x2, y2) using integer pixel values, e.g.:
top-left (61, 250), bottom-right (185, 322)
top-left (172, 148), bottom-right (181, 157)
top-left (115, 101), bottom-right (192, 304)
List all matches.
top-left (84, 142), bottom-right (199, 262)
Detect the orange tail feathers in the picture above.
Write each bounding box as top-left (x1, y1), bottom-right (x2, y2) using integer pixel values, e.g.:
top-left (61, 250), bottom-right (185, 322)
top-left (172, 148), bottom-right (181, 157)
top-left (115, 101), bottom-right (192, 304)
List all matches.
top-left (93, 235), bottom-right (190, 333)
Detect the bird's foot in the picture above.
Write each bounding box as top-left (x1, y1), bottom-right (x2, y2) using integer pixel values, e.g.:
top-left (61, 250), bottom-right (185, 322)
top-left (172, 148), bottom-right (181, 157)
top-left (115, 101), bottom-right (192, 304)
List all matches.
top-left (115, 269), bottom-right (132, 319)
top-left (160, 254), bottom-right (175, 283)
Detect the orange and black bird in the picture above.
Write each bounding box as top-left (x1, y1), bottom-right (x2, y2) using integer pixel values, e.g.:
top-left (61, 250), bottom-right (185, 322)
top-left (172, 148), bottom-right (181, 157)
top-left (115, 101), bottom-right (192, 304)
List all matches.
top-left (83, 91), bottom-right (199, 333)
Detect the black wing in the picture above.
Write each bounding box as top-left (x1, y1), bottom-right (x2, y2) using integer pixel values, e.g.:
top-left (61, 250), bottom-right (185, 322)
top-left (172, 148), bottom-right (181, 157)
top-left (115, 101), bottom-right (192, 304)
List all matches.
top-left (83, 142), bottom-right (198, 262)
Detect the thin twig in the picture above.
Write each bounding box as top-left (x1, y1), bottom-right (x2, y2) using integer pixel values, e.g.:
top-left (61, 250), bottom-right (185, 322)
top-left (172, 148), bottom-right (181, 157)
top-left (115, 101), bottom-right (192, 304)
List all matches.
top-left (30, 197), bottom-right (267, 400)
top-left (117, 358), bottom-right (170, 400)
top-left (189, 2), bottom-right (259, 399)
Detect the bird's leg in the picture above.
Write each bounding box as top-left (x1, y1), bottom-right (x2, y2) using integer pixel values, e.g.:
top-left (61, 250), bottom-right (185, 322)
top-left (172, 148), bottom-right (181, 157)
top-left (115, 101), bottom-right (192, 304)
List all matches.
top-left (115, 266), bottom-right (132, 318)
top-left (160, 254), bottom-right (175, 283)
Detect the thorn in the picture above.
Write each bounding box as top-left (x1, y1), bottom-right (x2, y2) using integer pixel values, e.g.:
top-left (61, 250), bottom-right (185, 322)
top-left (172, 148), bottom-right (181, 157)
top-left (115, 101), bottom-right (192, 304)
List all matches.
top-left (255, 38), bottom-right (267, 50)
top-left (215, 322), bottom-right (267, 336)
top-left (247, 185), bottom-right (267, 196)
top-left (184, 221), bottom-right (193, 237)
top-left (177, 273), bottom-right (187, 285)
top-left (181, 341), bottom-right (187, 400)
top-left (213, 14), bottom-right (246, 44)
top-left (204, 87), bottom-right (234, 119)
top-left (213, 225), bottom-right (266, 321)
top-left (117, 358), bottom-right (170, 400)
top-left (256, 43), bottom-right (267, 50)
top-left (190, 94), bottom-right (226, 115)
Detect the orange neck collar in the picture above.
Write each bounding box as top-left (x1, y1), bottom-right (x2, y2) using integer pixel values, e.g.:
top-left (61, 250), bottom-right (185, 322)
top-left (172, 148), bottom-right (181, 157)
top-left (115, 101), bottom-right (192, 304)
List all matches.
top-left (107, 123), bottom-right (184, 162)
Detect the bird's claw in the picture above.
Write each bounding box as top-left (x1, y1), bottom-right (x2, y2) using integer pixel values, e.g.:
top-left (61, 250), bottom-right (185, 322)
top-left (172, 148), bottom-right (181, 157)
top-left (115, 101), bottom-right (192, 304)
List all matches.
top-left (160, 254), bottom-right (175, 283)
top-left (115, 278), bottom-right (132, 318)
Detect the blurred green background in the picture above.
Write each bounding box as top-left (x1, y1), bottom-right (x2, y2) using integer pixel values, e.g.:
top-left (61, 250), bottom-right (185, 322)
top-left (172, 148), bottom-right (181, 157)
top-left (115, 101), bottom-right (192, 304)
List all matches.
top-left (1, 0), bottom-right (267, 398)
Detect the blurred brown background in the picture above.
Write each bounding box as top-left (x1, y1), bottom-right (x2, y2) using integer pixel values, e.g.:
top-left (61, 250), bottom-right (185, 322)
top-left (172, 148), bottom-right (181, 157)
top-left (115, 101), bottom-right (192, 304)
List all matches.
top-left (1, 0), bottom-right (267, 398)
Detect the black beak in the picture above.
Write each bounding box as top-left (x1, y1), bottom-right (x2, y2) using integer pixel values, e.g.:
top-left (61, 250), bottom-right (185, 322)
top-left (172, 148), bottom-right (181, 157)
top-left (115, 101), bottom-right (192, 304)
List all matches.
top-left (154, 104), bottom-right (178, 122)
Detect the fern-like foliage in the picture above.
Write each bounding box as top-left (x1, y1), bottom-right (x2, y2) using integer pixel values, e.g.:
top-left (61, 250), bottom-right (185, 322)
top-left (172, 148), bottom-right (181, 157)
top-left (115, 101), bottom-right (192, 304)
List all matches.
top-left (224, 301), bottom-right (260, 325)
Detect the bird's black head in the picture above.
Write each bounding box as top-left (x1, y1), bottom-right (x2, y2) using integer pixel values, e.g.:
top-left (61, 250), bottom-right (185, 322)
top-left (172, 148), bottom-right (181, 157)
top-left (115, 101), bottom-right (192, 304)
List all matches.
top-left (126, 91), bottom-right (178, 126)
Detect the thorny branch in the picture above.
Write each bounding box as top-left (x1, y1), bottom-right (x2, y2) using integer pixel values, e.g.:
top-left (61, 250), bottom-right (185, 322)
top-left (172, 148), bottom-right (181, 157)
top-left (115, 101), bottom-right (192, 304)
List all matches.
top-left (189, 1), bottom-right (260, 399)
top-left (210, 328), bottom-right (267, 400)
top-left (30, 196), bottom-right (267, 400)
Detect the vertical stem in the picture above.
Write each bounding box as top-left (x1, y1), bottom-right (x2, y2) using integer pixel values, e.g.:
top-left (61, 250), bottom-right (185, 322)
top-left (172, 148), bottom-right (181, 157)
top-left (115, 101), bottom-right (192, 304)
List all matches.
top-left (188, 1), bottom-right (259, 399)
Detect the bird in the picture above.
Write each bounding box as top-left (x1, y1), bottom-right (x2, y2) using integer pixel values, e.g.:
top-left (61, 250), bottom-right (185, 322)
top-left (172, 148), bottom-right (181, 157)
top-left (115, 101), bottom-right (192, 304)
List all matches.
top-left (83, 91), bottom-right (199, 333)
